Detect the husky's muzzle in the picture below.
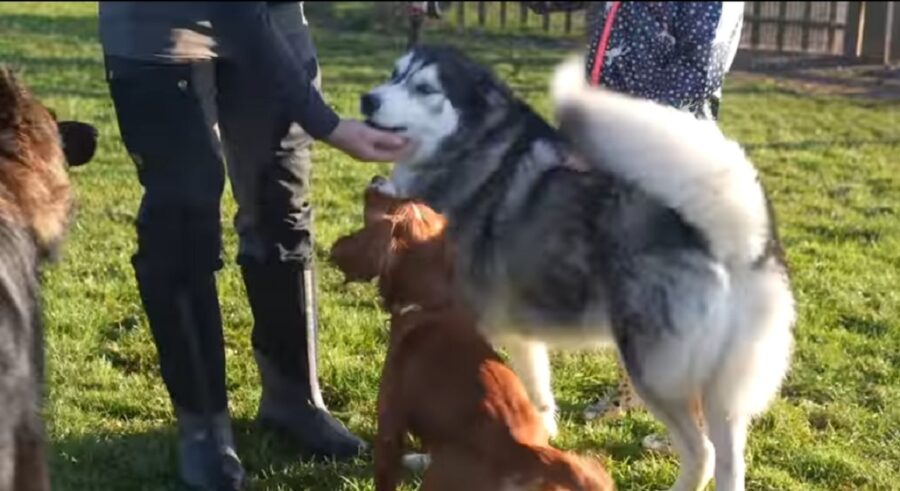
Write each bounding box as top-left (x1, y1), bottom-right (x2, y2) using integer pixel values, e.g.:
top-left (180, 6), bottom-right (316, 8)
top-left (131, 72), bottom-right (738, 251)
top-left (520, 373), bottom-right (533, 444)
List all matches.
top-left (360, 93), bottom-right (407, 133)
top-left (361, 93), bottom-right (380, 118)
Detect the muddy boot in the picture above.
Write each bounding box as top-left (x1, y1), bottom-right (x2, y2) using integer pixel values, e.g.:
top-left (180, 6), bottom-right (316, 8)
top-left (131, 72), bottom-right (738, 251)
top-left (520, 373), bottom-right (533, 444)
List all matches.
top-left (241, 262), bottom-right (368, 461)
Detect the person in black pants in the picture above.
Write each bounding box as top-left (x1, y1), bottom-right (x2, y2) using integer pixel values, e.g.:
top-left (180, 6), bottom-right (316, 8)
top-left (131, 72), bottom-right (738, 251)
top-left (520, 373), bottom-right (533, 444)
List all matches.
top-left (99, 3), bottom-right (411, 490)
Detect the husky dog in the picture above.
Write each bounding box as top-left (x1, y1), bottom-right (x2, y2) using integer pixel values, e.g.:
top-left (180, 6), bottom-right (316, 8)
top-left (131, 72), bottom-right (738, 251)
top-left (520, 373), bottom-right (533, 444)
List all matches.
top-left (360, 45), bottom-right (795, 491)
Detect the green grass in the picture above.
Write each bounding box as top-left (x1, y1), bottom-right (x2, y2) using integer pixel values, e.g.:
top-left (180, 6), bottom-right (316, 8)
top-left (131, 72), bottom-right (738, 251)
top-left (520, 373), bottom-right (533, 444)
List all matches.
top-left (2, 2), bottom-right (899, 490)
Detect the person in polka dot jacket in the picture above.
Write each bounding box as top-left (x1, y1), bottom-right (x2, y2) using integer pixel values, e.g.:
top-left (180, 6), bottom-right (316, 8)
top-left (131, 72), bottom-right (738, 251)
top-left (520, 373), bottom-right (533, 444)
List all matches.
top-left (583, 1), bottom-right (745, 121)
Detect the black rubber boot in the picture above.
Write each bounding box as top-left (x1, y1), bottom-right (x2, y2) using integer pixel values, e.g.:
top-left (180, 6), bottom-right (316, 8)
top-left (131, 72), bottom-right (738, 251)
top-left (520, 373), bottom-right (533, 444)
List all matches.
top-left (134, 264), bottom-right (246, 490)
top-left (241, 262), bottom-right (368, 461)
top-left (175, 407), bottom-right (246, 491)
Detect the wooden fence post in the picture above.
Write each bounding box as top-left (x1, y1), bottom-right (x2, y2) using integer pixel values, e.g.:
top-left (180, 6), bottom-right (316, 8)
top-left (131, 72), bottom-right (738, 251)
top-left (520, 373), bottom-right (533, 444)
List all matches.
top-left (776, 2), bottom-right (788, 51)
top-left (584, 2), bottom-right (599, 44)
top-left (827, 1), bottom-right (839, 53)
top-left (801, 2), bottom-right (813, 51)
top-left (751, 1), bottom-right (762, 49)
top-left (885, 1), bottom-right (895, 64)
top-left (844, 1), bottom-right (863, 57)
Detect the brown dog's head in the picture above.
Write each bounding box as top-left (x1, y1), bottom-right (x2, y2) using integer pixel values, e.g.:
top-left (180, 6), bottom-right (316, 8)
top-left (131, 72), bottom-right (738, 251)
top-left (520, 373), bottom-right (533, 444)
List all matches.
top-left (0, 66), bottom-right (94, 254)
top-left (330, 176), bottom-right (457, 312)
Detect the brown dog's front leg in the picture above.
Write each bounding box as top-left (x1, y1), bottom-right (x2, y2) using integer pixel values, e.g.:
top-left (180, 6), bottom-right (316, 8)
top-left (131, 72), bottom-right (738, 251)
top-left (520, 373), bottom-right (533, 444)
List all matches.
top-left (374, 361), bottom-right (407, 491)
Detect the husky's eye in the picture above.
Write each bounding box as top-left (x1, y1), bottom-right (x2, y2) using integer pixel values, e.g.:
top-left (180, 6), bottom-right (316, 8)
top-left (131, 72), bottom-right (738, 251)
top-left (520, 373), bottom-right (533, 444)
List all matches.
top-left (414, 84), bottom-right (437, 96)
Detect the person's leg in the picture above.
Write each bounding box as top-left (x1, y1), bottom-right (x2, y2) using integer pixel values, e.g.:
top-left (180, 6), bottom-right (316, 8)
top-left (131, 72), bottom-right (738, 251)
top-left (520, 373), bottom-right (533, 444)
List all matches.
top-left (104, 56), bottom-right (244, 489)
top-left (216, 3), bottom-right (366, 461)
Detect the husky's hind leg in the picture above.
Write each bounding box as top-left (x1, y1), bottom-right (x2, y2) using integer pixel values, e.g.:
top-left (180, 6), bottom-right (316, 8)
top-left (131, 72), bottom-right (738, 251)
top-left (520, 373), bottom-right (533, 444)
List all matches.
top-left (700, 268), bottom-right (794, 491)
top-left (702, 397), bottom-right (748, 491)
top-left (630, 381), bottom-right (714, 491)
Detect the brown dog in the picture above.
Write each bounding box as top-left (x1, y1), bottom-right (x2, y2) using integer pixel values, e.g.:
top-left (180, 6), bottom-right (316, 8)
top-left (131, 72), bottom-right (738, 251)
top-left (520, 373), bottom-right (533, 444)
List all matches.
top-left (0, 66), bottom-right (96, 491)
top-left (330, 178), bottom-right (614, 491)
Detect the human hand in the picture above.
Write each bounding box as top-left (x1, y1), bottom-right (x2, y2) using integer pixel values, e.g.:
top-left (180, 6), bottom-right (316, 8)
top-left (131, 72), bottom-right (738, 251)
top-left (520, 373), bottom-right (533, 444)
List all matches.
top-left (325, 119), bottom-right (414, 163)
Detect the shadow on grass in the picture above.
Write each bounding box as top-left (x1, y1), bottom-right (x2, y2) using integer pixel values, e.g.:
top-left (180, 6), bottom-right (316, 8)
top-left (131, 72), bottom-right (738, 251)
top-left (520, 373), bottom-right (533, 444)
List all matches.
top-left (51, 425), bottom-right (184, 491)
top-left (743, 138), bottom-right (900, 152)
top-left (50, 419), bottom-right (380, 491)
top-left (801, 224), bottom-right (882, 245)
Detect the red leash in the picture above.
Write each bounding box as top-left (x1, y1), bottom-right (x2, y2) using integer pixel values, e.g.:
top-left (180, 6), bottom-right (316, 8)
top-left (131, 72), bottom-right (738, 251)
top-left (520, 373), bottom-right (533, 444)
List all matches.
top-left (590, 1), bottom-right (622, 86)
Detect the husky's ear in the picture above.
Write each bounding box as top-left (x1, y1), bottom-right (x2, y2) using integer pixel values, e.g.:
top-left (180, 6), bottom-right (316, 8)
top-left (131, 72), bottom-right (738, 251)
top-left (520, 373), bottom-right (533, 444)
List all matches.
top-left (472, 65), bottom-right (512, 107)
top-left (329, 218), bottom-right (395, 283)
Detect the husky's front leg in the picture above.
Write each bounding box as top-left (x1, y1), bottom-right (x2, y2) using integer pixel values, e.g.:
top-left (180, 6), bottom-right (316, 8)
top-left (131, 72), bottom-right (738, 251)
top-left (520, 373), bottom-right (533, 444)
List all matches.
top-left (505, 337), bottom-right (558, 438)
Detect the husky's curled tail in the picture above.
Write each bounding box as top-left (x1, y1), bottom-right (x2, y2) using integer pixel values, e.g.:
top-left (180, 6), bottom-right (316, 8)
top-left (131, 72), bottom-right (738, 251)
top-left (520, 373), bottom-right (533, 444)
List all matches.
top-left (551, 58), bottom-right (771, 268)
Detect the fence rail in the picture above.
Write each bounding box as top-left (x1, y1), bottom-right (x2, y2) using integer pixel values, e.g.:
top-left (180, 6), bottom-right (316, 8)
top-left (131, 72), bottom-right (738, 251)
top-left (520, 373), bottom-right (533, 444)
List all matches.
top-left (447, 1), bottom-right (588, 35)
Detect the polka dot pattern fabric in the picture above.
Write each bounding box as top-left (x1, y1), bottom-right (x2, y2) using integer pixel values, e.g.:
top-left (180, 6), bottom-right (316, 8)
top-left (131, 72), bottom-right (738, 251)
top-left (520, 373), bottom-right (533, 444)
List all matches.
top-left (585, 2), bottom-right (743, 119)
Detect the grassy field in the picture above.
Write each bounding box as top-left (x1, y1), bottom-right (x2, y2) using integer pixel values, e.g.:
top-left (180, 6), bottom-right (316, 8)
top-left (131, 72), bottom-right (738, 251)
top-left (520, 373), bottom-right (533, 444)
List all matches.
top-left (2, 2), bottom-right (899, 490)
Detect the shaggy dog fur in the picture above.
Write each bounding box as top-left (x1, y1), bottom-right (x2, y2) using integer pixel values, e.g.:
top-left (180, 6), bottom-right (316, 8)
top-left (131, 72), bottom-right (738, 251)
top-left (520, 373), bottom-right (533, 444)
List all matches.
top-left (0, 66), bottom-right (95, 491)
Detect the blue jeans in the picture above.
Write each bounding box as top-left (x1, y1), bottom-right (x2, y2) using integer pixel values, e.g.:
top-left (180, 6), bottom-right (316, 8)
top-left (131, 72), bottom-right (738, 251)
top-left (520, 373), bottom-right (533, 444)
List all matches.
top-left (104, 4), bottom-right (322, 414)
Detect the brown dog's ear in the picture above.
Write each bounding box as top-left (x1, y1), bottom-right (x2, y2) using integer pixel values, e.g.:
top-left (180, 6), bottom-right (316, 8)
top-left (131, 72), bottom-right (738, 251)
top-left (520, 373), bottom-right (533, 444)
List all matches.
top-left (329, 218), bottom-right (394, 283)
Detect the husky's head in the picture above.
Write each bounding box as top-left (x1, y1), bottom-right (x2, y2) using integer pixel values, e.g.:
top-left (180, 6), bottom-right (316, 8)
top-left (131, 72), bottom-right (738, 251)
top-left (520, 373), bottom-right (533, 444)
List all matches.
top-left (361, 45), bottom-right (513, 166)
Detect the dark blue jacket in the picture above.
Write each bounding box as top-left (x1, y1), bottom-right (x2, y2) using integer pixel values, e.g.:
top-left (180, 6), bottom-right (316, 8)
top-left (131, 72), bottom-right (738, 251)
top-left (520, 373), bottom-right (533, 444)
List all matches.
top-left (585, 2), bottom-right (743, 118)
top-left (100, 2), bottom-right (339, 140)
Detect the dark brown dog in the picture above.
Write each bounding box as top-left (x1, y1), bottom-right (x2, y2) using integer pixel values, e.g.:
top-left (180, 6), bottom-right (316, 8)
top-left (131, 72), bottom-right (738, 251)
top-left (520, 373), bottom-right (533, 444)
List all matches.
top-left (0, 66), bottom-right (96, 491)
top-left (330, 178), bottom-right (614, 491)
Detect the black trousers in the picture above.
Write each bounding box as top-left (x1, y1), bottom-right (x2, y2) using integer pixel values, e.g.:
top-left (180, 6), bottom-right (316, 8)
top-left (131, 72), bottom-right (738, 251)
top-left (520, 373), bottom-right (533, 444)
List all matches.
top-left (104, 3), bottom-right (322, 413)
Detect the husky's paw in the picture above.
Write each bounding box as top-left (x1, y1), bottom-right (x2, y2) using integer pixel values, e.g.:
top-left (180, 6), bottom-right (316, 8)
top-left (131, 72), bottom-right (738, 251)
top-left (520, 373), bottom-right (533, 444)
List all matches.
top-left (401, 453), bottom-right (431, 473)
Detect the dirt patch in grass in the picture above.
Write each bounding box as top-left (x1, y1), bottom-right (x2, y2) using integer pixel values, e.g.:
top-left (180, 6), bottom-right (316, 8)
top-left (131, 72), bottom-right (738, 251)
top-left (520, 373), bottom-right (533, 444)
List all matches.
top-left (732, 52), bottom-right (900, 101)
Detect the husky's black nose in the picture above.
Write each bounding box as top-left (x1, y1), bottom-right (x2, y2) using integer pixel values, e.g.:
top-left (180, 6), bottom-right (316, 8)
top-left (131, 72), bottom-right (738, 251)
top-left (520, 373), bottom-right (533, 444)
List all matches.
top-left (360, 93), bottom-right (380, 117)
